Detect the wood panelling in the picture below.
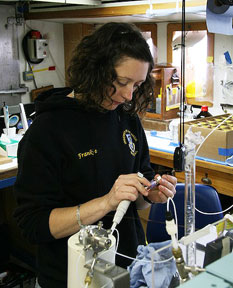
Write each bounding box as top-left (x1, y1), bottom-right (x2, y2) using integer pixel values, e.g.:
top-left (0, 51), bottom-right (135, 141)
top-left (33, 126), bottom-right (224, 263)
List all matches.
top-left (63, 23), bottom-right (94, 83)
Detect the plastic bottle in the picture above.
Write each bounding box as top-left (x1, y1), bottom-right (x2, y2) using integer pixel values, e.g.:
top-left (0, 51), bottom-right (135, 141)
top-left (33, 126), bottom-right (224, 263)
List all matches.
top-left (196, 105), bottom-right (212, 119)
top-left (156, 94), bottom-right (161, 114)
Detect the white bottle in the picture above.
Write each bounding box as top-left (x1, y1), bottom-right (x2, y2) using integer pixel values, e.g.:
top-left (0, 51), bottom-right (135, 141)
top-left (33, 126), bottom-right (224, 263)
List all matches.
top-left (156, 95), bottom-right (161, 114)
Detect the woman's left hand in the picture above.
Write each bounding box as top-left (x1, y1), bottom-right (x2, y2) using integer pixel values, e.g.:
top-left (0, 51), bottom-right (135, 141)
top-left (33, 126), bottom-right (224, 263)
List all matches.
top-left (147, 174), bottom-right (177, 203)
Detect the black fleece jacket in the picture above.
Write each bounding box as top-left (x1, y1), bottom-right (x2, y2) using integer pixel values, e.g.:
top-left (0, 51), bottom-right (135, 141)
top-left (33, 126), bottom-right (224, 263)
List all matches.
top-left (14, 87), bottom-right (155, 288)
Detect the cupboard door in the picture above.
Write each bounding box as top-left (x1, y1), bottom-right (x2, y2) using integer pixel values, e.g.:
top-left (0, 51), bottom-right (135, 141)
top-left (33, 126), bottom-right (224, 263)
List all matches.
top-left (64, 23), bottom-right (94, 83)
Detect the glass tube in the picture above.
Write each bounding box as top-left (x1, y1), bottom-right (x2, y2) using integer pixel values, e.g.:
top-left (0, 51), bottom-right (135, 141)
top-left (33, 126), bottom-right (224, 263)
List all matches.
top-left (184, 147), bottom-right (196, 267)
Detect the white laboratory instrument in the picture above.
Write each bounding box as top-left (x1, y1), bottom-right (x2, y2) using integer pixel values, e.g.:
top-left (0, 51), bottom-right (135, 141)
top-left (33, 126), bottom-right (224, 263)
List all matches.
top-left (68, 222), bottom-right (129, 288)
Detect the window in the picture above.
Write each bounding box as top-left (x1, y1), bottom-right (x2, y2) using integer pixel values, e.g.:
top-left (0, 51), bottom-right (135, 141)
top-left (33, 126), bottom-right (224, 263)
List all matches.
top-left (136, 23), bottom-right (157, 63)
top-left (167, 22), bottom-right (214, 106)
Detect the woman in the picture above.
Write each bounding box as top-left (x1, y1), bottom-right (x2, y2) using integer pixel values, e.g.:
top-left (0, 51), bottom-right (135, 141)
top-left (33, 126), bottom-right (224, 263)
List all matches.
top-left (14, 22), bottom-right (176, 288)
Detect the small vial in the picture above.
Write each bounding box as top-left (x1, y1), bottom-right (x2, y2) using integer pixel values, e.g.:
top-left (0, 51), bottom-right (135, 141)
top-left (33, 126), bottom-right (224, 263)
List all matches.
top-left (146, 175), bottom-right (161, 191)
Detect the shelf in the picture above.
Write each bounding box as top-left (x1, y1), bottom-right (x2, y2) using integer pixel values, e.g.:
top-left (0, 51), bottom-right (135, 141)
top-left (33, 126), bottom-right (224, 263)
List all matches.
top-left (24, 0), bottom-right (207, 23)
top-left (145, 65), bottom-right (180, 120)
top-left (0, 87), bottom-right (28, 95)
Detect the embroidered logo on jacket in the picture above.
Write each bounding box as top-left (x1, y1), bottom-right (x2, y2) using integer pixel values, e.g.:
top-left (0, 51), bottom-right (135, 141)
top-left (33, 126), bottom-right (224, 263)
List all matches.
top-left (78, 149), bottom-right (98, 159)
top-left (123, 130), bottom-right (138, 156)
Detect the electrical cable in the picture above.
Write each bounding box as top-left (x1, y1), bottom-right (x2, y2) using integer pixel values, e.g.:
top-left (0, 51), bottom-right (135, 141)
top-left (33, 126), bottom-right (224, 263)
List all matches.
top-left (173, 0), bottom-right (186, 172)
top-left (22, 29), bottom-right (43, 89)
top-left (79, 192), bottom-right (231, 287)
top-left (24, 23), bottom-right (65, 85)
top-left (167, 197), bottom-right (179, 240)
top-left (113, 248), bottom-right (173, 264)
top-left (177, 0), bottom-right (186, 146)
top-left (167, 186), bottom-right (232, 226)
top-left (196, 204), bottom-right (233, 215)
top-left (167, 186), bottom-right (233, 226)
top-left (193, 114), bottom-right (233, 215)
top-left (77, 216), bottom-right (179, 287)
top-left (181, 0), bottom-right (186, 146)
top-left (107, 226), bottom-right (174, 265)
top-left (77, 225), bottom-right (174, 288)
top-left (28, 62), bottom-right (38, 89)
top-left (114, 227), bottom-right (120, 252)
top-left (103, 227), bottom-right (173, 266)
top-left (111, 197), bottom-right (231, 265)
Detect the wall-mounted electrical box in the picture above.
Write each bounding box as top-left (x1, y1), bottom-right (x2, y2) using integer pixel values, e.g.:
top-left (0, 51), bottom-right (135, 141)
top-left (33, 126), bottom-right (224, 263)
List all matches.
top-left (27, 38), bottom-right (48, 62)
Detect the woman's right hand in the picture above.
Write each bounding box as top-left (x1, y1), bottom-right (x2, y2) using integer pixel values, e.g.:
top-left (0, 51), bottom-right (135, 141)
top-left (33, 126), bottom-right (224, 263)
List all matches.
top-left (105, 173), bottom-right (151, 211)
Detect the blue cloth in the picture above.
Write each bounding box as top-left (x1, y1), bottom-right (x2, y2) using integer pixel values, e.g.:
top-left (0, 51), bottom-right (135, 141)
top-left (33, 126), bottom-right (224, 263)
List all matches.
top-left (128, 241), bottom-right (177, 288)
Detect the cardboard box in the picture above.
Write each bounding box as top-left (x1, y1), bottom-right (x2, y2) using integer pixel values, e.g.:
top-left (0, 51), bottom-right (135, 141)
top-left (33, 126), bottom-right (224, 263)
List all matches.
top-left (0, 138), bottom-right (18, 157)
top-left (179, 114), bottom-right (233, 162)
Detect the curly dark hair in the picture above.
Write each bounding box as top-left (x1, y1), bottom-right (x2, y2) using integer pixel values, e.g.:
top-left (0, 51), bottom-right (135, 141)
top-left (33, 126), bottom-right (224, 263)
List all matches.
top-left (67, 22), bottom-right (154, 115)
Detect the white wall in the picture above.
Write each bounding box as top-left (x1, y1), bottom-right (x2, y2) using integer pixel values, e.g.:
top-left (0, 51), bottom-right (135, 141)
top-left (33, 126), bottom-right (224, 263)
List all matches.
top-left (18, 20), bottom-right (65, 104)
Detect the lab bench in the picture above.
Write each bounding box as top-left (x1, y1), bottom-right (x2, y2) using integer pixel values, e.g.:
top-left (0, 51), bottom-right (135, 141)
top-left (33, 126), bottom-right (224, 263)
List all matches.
top-left (1, 145), bottom-right (232, 197)
top-left (0, 151), bottom-right (232, 239)
top-left (145, 131), bottom-right (233, 197)
top-left (149, 148), bottom-right (233, 197)
top-left (0, 170), bottom-right (17, 189)
top-left (0, 157), bottom-right (17, 188)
